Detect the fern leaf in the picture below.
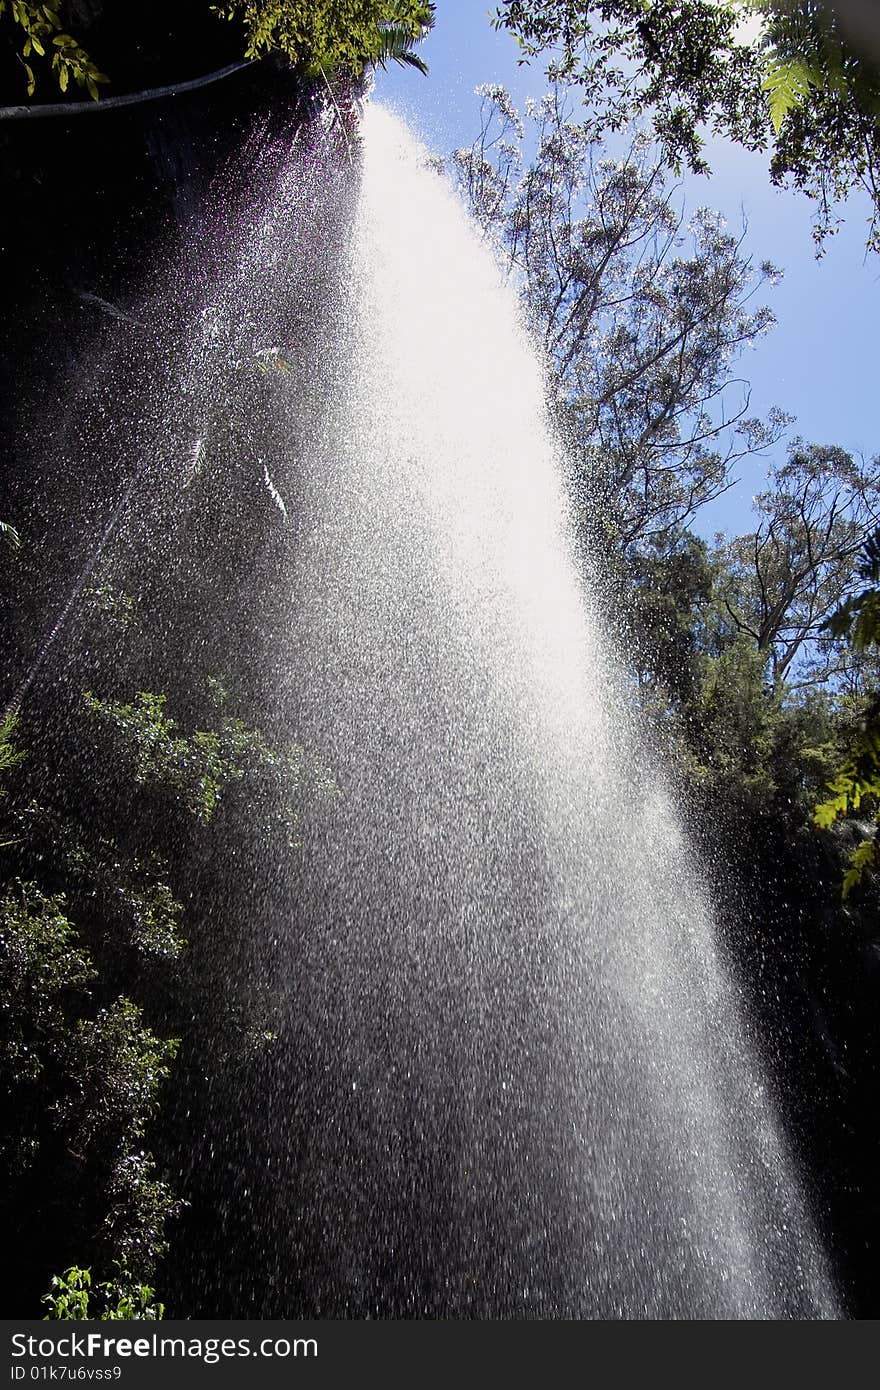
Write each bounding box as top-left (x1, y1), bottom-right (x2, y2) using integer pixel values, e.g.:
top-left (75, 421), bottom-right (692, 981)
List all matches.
top-left (814, 790), bottom-right (850, 829)
top-left (852, 591), bottom-right (880, 649)
top-left (762, 59), bottom-right (822, 133)
top-left (843, 836), bottom-right (877, 898)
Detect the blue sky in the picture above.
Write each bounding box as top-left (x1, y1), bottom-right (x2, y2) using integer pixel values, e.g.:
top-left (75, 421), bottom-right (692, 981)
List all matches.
top-left (373, 6), bottom-right (879, 539)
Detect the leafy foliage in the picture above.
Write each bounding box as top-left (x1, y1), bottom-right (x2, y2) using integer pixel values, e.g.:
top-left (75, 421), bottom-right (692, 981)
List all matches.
top-left (372, 14), bottom-right (431, 74)
top-left (212, 0), bottom-right (435, 76)
top-left (82, 681), bottom-right (331, 843)
top-left (0, 636), bottom-right (336, 1311)
top-left (491, 1), bottom-right (766, 173)
top-left (762, 56), bottom-right (824, 136)
top-left (0, 880), bottom-right (181, 1295)
top-left (0, 713), bottom-right (24, 784)
top-left (717, 443), bottom-right (880, 689)
top-left (813, 523), bottom-right (880, 894)
top-left (1, 0), bottom-right (434, 100)
top-left (43, 1263), bottom-right (164, 1321)
top-left (0, 882), bottom-right (95, 1085)
top-left (757, 1), bottom-right (880, 252)
top-left (492, 1), bottom-right (880, 252)
top-left (823, 523), bottom-right (880, 648)
top-left (0, 1), bottom-right (108, 98)
top-left (623, 531), bottom-right (715, 711)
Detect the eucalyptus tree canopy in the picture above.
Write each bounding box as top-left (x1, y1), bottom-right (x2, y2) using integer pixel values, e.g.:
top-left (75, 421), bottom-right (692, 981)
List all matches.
top-left (716, 443), bottom-right (880, 689)
top-left (493, 1), bottom-right (880, 251)
top-left (450, 86), bottom-right (786, 552)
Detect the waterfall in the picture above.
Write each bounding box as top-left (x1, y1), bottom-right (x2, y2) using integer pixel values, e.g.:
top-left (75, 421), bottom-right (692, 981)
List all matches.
top-left (259, 104), bottom-right (839, 1318)
top-left (17, 96), bottom-right (839, 1319)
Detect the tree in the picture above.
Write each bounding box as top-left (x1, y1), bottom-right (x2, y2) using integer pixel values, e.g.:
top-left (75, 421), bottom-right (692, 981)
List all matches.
top-left (0, 613), bottom-right (334, 1313)
top-left (0, 1), bottom-right (436, 99)
top-left (492, 1), bottom-right (880, 251)
top-left (814, 523), bottom-right (880, 894)
top-left (758, 1), bottom-right (880, 251)
top-left (42, 1263), bottom-right (164, 1321)
top-left (213, 0), bottom-right (435, 75)
top-left (621, 530), bottom-right (715, 711)
top-left (716, 443), bottom-right (880, 690)
top-left (0, 879), bottom-right (180, 1305)
top-left (450, 85), bottom-right (786, 552)
top-left (491, 2), bottom-right (766, 169)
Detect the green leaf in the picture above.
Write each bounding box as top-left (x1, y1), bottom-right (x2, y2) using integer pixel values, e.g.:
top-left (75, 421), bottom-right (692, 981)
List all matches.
top-left (762, 59), bottom-right (823, 134)
top-left (842, 837), bottom-right (877, 898)
top-left (813, 791), bottom-right (849, 830)
top-left (0, 518), bottom-right (20, 550)
top-left (373, 20), bottom-right (430, 75)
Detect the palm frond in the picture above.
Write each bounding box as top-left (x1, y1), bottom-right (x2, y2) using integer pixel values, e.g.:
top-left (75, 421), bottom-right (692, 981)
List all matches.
top-left (374, 22), bottom-right (429, 75)
top-left (858, 524), bottom-right (880, 585)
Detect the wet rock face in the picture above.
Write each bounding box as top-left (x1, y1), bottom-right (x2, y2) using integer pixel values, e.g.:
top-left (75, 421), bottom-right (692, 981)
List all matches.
top-left (0, 59), bottom-right (312, 316)
top-left (0, 61), bottom-right (319, 697)
top-left (0, 65), bottom-right (357, 1316)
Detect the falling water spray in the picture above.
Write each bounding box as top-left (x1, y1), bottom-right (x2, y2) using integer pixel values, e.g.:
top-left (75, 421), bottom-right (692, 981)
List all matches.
top-left (256, 105), bottom-right (840, 1318)
top-left (14, 93), bottom-right (839, 1318)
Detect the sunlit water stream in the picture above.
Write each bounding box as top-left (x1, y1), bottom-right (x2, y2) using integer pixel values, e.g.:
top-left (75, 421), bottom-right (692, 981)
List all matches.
top-left (254, 105), bottom-right (837, 1317)
top-left (35, 98), bottom-right (840, 1318)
